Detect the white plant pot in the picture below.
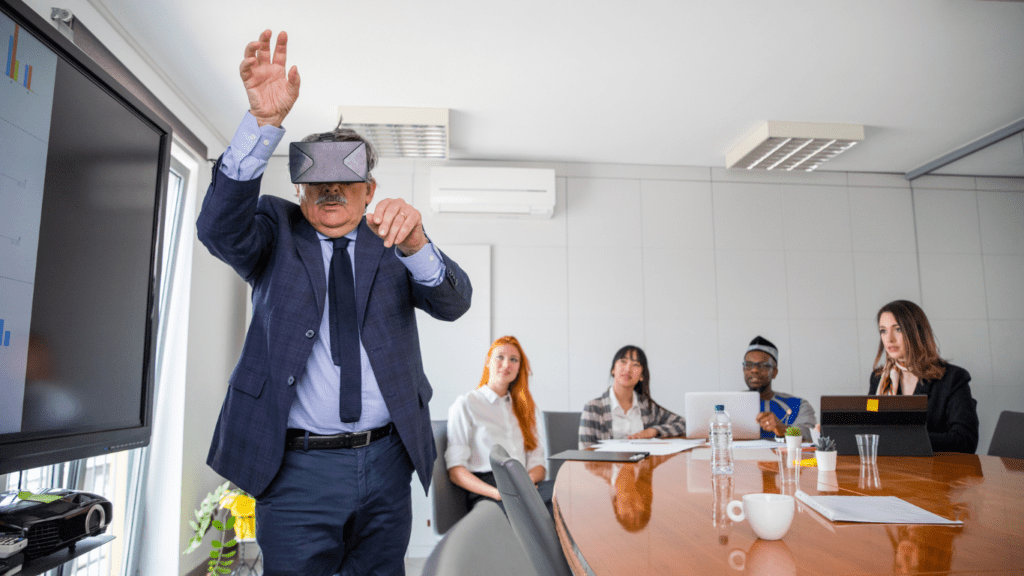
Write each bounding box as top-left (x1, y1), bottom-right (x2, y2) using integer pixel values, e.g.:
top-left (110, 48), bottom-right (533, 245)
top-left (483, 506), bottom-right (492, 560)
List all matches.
top-left (785, 435), bottom-right (802, 467)
top-left (816, 450), bottom-right (837, 472)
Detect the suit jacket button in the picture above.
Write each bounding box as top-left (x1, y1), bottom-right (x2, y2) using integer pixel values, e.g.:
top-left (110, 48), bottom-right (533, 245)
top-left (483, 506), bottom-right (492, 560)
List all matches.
top-left (305, 329), bottom-right (315, 338)
top-left (287, 376), bottom-right (295, 385)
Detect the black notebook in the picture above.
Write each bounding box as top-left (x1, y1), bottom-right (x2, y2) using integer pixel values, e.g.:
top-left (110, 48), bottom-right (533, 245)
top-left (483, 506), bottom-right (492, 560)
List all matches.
top-left (548, 450), bottom-right (648, 462)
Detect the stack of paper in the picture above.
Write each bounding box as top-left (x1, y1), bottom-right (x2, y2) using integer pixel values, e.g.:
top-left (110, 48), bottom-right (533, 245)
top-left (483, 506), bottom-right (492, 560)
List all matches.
top-left (594, 438), bottom-right (704, 456)
top-left (795, 490), bottom-right (962, 524)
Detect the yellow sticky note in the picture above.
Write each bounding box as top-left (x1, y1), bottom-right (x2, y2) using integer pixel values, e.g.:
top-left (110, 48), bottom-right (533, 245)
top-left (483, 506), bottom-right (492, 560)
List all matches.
top-left (867, 398), bottom-right (879, 412)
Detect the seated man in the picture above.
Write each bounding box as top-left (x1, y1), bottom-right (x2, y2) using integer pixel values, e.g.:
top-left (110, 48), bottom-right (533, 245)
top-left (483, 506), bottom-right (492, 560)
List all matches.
top-left (743, 336), bottom-right (816, 441)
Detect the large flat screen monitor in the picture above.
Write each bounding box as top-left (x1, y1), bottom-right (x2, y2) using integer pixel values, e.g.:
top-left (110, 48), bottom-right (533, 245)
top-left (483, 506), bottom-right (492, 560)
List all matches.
top-left (0, 0), bottom-right (171, 475)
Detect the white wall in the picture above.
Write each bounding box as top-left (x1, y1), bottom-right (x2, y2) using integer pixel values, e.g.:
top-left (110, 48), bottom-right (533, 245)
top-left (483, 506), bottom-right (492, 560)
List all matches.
top-left (251, 158), bottom-right (1024, 556)
top-left (360, 160), bottom-right (1023, 457)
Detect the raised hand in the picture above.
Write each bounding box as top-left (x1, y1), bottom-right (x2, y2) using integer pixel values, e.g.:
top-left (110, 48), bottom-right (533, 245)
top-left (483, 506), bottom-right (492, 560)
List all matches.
top-left (366, 198), bottom-right (428, 255)
top-left (239, 29), bottom-right (300, 127)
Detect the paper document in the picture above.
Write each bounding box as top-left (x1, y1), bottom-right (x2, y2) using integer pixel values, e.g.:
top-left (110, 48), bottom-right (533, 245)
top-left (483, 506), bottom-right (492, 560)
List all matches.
top-left (795, 490), bottom-right (963, 525)
top-left (595, 438), bottom-right (704, 456)
top-left (732, 439), bottom-right (785, 450)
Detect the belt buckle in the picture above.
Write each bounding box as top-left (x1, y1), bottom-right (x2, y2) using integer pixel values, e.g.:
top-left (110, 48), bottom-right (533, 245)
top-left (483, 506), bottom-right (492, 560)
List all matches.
top-left (352, 430), bottom-right (373, 448)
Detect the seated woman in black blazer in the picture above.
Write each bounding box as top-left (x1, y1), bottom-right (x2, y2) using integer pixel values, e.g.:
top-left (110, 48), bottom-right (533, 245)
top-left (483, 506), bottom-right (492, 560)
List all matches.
top-left (869, 300), bottom-right (979, 453)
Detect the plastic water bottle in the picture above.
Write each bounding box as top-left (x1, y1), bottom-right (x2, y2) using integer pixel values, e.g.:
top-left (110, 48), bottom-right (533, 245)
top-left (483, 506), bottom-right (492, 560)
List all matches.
top-left (710, 404), bottom-right (734, 475)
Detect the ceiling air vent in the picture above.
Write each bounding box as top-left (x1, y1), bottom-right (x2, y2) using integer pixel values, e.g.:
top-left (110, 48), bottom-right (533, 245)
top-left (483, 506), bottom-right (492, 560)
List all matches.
top-left (337, 106), bottom-right (448, 159)
top-left (726, 121), bottom-right (864, 172)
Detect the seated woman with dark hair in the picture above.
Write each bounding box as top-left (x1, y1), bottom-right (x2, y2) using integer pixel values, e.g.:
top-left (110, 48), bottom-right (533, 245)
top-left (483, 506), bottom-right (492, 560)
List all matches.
top-left (869, 300), bottom-right (980, 454)
top-left (445, 336), bottom-right (553, 512)
top-left (578, 345), bottom-right (686, 447)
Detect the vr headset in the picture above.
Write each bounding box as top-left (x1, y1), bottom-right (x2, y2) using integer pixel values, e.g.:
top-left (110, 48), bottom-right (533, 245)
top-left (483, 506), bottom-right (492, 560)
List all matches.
top-left (289, 140), bottom-right (369, 183)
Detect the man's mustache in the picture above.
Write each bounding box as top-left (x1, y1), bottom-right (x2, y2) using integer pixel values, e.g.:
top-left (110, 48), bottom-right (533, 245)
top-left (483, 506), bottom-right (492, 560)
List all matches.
top-left (315, 193), bottom-right (348, 206)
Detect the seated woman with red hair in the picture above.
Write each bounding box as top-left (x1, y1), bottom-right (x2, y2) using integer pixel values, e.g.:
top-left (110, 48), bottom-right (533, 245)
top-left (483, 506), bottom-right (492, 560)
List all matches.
top-left (445, 336), bottom-right (553, 512)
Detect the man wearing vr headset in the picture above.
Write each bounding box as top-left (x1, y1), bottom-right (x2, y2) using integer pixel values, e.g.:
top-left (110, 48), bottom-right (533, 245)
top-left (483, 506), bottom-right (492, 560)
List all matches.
top-left (197, 30), bottom-right (472, 575)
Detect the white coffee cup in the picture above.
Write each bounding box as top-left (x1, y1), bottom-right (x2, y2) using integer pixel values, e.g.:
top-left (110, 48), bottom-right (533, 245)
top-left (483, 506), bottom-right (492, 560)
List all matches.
top-left (726, 493), bottom-right (795, 540)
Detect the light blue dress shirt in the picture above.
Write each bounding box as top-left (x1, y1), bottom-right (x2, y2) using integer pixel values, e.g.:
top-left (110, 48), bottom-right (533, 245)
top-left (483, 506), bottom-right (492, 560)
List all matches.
top-left (220, 112), bottom-right (446, 433)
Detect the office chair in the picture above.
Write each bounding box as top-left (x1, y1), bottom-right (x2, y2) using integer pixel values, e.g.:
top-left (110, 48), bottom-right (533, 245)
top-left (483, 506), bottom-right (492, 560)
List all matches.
top-left (489, 445), bottom-right (574, 576)
top-left (544, 411), bottom-right (582, 480)
top-left (431, 420), bottom-right (470, 535)
top-left (987, 410), bottom-right (1024, 459)
top-left (420, 500), bottom-right (538, 576)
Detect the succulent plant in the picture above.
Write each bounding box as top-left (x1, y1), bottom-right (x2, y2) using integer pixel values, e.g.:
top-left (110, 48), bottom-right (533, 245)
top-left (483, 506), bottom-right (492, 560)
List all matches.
top-left (815, 436), bottom-right (837, 452)
top-left (785, 426), bottom-right (801, 437)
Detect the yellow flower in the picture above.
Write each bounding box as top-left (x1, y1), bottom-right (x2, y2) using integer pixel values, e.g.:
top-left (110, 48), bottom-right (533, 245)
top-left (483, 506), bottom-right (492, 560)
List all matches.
top-left (233, 495), bottom-right (256, 517)
top-left (235, 516), bottom-right (257, 539)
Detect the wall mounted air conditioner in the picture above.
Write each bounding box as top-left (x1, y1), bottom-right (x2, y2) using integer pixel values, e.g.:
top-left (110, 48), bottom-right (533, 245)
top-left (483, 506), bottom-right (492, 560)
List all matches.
top-left (429, 167), bottom-right (556, 218)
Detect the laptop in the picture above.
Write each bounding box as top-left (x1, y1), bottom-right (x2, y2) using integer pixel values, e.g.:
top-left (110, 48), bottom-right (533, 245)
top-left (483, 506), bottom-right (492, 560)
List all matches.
top-left (684, 391), bottom-right (761, 440)
top-left (819, 395), bottom-right (933, 457)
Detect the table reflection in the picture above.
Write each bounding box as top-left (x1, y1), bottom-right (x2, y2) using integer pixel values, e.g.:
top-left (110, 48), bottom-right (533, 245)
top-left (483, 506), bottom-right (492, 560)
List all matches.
top-left (884, 454), bottom-right (983, 575)
top-left (816, 470), bottom-right (838, 492)
top-left (713, 474), bottom-right (735, 544)
top-left (727, 539), bottom-right (796, 576)
top-left (858, 462), bottom-right (882, 490)
top-left (583, 454), bottom-right (671, 532)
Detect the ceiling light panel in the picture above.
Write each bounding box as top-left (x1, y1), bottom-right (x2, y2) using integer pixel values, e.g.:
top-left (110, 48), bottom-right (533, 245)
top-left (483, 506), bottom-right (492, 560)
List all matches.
top-left (337, 106), bottom-right (449, 159)
top-left (726, 121), bottom-right (864, 172)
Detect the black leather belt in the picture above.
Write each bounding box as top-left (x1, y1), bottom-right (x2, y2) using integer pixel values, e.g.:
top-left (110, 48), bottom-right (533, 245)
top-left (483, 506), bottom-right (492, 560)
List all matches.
top-left (285, 423), bottom-right (394, 450)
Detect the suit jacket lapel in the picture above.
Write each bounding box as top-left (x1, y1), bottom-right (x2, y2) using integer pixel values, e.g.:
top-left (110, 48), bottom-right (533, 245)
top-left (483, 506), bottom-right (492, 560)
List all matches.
top-left (355, 218), bottom-right (385, 328)
top-left (294, 219), bottom-right (327, 319)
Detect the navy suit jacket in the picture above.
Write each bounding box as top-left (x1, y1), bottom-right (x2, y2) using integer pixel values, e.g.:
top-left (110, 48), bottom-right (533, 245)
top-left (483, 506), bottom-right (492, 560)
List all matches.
top-left (196, 165), bottom-right (472, 496)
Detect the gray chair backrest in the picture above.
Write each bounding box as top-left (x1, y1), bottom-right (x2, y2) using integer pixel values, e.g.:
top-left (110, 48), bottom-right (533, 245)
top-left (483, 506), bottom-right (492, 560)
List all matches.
top-left (489, 445), bottom-right (573, 576)
top-left (431, 420), bottom-right (470, 535)
top-left (544, 411), bottom-right (582, 480)
top-left (421, 501), bottom-right (539, 576)
top-left (988, 410), bottom-right (1024, 459)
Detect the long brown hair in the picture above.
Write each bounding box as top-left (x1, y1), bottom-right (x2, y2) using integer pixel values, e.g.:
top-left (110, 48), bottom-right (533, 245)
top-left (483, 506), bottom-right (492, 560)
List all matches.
top-left (477, 336), bottom-right (539, 452)
top-left (873, 300), bottom-right (946, 394)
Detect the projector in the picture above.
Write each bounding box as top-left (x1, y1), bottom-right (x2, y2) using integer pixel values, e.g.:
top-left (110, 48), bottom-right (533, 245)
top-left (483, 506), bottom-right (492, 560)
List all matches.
top-left (0, 490), bottom-right (112, 561)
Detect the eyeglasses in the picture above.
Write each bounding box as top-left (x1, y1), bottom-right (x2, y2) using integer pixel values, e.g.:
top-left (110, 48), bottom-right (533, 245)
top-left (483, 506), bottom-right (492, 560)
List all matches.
top-left (742, 361), bottom-right (775, 371)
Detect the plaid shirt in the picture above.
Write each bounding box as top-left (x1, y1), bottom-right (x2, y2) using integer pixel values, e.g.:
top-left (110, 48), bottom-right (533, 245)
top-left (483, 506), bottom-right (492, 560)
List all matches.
top-left (578, 389), bottom-right (686, 447)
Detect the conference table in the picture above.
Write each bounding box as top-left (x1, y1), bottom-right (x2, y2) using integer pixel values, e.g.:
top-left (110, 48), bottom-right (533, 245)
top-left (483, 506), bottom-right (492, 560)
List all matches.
top-left (552, 448), bottom-right (1024, 575)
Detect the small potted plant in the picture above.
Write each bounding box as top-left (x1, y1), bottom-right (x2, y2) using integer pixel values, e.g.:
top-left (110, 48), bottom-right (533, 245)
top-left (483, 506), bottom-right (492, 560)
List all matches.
top-left (784, 426), bottom-right (802, 466)
top-left (814, 436), bottom-right (838, 472)
top-left (184, 481), bottom-right (255, 575)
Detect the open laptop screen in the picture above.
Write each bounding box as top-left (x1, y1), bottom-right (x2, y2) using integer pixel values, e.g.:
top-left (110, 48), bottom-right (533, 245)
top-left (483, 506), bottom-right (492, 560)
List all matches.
top-left (684, 391), bottom-right (760, 440)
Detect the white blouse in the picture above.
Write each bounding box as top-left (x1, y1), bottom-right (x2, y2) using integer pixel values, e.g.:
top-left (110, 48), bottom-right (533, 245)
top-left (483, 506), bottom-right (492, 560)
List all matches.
top-left (445, 386), bottom-right (545, 473)
top-left (609, 386), bottom-right (644, 439)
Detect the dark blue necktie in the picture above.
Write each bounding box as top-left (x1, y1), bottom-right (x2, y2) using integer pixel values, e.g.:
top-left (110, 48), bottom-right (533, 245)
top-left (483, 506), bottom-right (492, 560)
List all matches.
top-left (328, 236), bottom-right (361, 422)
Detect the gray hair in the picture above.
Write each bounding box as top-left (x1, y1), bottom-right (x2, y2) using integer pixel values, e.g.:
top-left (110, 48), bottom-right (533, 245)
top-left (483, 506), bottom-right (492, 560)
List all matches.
top-left (300, 118), bottom-right (378, 182)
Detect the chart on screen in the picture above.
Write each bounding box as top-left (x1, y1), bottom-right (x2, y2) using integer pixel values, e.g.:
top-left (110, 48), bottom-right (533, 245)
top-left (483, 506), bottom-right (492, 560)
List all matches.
top-left (0, 11), bottom-right (57, 433)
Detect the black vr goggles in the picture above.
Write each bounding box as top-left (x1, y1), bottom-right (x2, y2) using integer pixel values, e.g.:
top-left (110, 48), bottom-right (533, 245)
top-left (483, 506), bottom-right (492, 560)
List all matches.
top-left (289, 141), bottom-right (369, 183)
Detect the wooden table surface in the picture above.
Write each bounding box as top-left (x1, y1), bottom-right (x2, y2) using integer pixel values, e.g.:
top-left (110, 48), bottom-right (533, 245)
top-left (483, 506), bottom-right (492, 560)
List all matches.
top-left (552, 448), bottom-right (1024, 575)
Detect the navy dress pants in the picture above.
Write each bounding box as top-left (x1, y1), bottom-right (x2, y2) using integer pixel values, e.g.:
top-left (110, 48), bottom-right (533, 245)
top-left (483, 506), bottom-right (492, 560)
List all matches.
top-left (255, 431), bottom-right (415, 576)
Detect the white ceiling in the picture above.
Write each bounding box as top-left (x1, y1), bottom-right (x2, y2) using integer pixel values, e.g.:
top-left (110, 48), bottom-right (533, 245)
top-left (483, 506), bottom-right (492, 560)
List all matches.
top-left (91, 0), bottom-right (1024, 176)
